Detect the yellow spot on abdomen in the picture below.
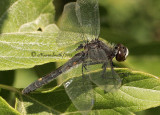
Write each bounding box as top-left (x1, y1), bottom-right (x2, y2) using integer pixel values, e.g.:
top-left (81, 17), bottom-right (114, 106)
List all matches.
top-left (38, 78), bottom-right (42, 81)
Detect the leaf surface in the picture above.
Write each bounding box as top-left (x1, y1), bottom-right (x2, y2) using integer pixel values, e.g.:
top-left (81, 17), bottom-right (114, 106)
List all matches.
top-left (0, 96), bottom-right (20, 115)
top-left (14, 68), bottom-right (160, 115)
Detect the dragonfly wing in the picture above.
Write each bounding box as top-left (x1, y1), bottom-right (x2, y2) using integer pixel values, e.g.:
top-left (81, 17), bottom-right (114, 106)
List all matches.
top-left (90, 63), bottom-right (122, 92)
top-left (57, 0), bottom-right (100, 52)
top-left (57, 2), bottom-right (84, 53)
top-left (59, 0), bottom-right (100, 113)
top-left (87, 48), bottom-right (122, 92)
top-left (63, 63), bottom-right (94, 114)
top-left (75, 0), bottom-right (100, 40)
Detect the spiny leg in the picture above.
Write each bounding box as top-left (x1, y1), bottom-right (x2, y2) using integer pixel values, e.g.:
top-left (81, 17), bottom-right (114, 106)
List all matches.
top-left (82, 61), bottom-right (104, 78)
top-left (101, 62), bottom-right (107, 78)
top-left (83, 60), bottom-right (103, 73)
top-left (109, 60), bottom-right (121, 83)
top-left (82, 62), bottom-right (87, 77)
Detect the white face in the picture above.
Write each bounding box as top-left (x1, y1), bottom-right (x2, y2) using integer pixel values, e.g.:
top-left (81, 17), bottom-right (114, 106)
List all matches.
top-left (125, 48), bottom-right (129, 58)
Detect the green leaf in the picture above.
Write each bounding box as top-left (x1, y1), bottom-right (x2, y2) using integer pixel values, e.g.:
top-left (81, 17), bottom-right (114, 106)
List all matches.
top-left (0, 0), bottom-right (160, 115)
top-left (0, 0), bottom-right (64, 70)
top-left (13, 68), bottom-right (160, 115)
top-left (0, 96), bottom-right (20, 115)
top-left (0, 0), bottom-right (84, 70)
top-left (0, 32), bottom-right (66, 70)
top-left (0, 0), bottom-right (55, 33)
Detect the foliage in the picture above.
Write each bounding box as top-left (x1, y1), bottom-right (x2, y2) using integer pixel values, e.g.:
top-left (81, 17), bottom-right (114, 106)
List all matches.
top-left (0, 0), bottom-right (160, 115)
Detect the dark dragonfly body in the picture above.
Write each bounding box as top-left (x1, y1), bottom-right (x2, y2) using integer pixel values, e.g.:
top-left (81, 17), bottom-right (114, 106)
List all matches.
top-left (22, 39), bottom-right (128, 94)
top-left (22, 48), bottom-right (84, 94)
top-left (22, 0), bottom-right (129, 113)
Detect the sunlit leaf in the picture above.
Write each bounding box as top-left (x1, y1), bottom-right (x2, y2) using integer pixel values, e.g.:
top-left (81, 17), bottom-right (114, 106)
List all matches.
top-left (0, 96), bottom-right (20, 115)
top-left (14, 68), bottom-right (160, 115)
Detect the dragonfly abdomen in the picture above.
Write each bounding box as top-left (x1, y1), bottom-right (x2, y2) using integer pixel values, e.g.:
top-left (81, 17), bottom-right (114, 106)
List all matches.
top-left (22, 52), bottom-right (85, 94)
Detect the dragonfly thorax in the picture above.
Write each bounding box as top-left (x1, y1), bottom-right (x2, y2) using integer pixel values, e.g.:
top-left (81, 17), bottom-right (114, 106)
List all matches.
top-left (84, 39), bottom-right (114, 61)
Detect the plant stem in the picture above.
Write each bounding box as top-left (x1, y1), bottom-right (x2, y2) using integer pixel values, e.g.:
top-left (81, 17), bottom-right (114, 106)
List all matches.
top-left (0, 84), bottom-right (20, 93)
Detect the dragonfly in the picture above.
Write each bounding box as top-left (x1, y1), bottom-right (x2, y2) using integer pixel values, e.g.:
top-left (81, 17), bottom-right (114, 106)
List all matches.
top-left (22, 0), bottom-right (129, 114)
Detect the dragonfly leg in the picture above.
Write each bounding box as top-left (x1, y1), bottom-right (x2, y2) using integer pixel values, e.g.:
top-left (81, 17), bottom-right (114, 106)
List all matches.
top-left (111, 61), bottom-right (115, 67)
top-left (82, 61), bottom-right (104, 77)
top-left (109, 60), bottom-right (121, 82)
top-left (76, 44), bottom-right (84, 51)
top-left (110, 60), bottom-right (115, 77)
top-left (81, 52), bottom-right (88, 77)
top-left (101, 62), bottom-right (107, 78)
top-left (82, 63), bottom-right (87, 77)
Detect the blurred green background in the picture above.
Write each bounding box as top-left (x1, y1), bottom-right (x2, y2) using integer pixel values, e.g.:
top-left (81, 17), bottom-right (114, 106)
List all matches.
top-left (0, 0), bottom-right (160, 114)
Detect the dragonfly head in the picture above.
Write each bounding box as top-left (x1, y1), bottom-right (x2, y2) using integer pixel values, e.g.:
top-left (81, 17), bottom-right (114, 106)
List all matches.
top-left (114, 44), bottom-right (129, 62)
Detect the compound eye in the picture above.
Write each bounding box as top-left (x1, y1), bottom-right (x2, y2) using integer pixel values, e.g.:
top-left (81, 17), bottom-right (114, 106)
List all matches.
top-left (116, 51), bottom-right (124, 62)
top-left (115, 44), bottom-right (129, 62)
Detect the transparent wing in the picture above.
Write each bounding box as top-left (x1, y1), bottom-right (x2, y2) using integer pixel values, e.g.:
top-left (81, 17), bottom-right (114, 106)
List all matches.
top-left (56, 0), bottom-right (100, 53)
top-left (75, 0), bottom-right (100, 41)
top-left (57, 0), bottom-right (100, 113)
top-left (86, 48), bottom-right (121, 92)
top-left (56, 2), bottom-right (84, 53)
top-left (62, 63), bottom-right (94, 114)
top-left (90, 63), bottom-right (121, 92)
